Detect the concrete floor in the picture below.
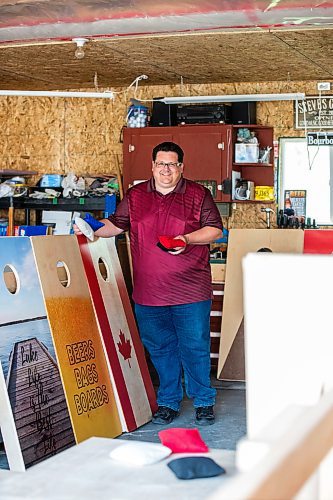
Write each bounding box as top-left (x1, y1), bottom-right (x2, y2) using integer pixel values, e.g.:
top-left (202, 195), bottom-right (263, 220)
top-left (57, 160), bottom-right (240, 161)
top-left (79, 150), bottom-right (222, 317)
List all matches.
top-left (0, 377), bottom-right (246, 470)
top-left (118, 378), bottom-right (246, 450)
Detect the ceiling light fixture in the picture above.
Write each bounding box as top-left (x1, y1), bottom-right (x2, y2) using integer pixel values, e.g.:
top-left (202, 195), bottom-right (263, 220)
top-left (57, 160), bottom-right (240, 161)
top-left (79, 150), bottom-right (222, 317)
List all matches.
top-left (72, 38), bottom-right (89, 60)
top-left (0, 75), bottom-right (149, 100)
top-left (161, 93), bottom-right (305, 104)
top-left (0, 90), bottom-right (114, 99)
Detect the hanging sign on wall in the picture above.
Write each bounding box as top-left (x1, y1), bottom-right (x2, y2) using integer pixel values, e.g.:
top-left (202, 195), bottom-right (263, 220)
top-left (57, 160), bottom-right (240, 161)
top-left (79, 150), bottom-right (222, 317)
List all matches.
top-left (295, 96), bottom-right (333, 129)
top-left (307, 132), bottom-right (333, 146)
top-left (284, 190), bottom-right (306, 217)
top-left (195, 180), bottom-right (217, 198)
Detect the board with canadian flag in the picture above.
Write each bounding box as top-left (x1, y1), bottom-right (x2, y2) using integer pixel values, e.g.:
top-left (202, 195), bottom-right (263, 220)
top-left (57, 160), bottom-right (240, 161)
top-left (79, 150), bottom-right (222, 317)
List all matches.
top-left (77, 235), bottom-right (157, 431)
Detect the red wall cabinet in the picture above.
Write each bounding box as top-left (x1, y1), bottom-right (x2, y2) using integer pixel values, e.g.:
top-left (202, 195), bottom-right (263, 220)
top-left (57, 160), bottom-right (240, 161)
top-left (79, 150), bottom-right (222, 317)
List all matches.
top-left (123, 127), bottom-right (173, 190)
top-left (123, 125), bottom-right (233, 202)
top-left (122, 124), bottom-right (274, 203)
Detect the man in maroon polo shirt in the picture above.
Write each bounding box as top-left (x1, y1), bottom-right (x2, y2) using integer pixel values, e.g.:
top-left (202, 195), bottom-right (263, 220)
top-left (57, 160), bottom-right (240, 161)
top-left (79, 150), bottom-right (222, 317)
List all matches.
top-left (75, 142), bottom-right (223, 426)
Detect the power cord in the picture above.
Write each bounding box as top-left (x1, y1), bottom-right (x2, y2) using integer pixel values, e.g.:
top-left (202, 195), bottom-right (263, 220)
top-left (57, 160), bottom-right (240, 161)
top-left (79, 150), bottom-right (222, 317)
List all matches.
top-left (307, 89), bottom-right (323, 170)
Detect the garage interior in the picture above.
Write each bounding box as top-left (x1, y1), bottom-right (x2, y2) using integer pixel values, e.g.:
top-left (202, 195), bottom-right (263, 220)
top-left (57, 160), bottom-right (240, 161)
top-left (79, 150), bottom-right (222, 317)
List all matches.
top-left (0, 1), bottom-right (333, 498)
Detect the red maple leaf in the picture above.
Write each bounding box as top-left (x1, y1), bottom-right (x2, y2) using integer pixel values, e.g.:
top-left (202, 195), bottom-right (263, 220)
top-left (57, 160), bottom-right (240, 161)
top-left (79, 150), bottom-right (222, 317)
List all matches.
top-left (117, 330), bottom-right (132, 367)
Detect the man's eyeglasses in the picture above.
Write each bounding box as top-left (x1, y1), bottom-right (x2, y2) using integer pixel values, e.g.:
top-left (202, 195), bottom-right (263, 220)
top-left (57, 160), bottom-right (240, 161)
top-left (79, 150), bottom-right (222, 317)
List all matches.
top-left (154, 161), bottom-right (182, 170)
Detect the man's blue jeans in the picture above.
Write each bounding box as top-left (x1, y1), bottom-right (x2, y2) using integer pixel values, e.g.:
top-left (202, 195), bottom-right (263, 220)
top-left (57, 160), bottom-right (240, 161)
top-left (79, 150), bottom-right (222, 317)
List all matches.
top-left (134, 300), bottom-right (216, 411)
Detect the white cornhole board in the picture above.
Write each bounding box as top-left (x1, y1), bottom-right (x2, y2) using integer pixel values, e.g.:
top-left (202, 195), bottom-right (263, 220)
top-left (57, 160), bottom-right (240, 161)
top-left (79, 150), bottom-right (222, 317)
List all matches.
top-left (242, 253), bottom-right (333, 499)
top-left (242, 252), bottom-right (333, 438)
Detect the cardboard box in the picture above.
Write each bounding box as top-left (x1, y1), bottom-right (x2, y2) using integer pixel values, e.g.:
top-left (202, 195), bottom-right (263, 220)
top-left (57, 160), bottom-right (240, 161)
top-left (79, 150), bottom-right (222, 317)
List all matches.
top-left (235, 143), bottom-right (259, 163)
top-left (211, 263), bottom-right (226, 282)
top-left (40, 174), bottom-right (63, 187)
top-left (41, 210), bottom-right (79, 235)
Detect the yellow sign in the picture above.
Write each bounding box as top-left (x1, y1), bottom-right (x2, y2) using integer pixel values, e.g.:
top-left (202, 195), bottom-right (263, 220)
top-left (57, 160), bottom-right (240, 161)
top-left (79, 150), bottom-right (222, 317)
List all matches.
top-left (255, 186), bottom-right (275, 201)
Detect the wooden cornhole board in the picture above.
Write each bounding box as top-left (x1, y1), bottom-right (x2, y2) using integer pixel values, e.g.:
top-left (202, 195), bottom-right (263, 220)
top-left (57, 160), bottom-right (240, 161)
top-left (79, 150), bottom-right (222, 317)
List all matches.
top-left (30, 235), bottom-right (122, 443)
top-left (78, 236), bottom-right (157, 431)
top-left (217, 229), bottom-right (304, 380)
top-left (0, 237), bottom-right (75, 470)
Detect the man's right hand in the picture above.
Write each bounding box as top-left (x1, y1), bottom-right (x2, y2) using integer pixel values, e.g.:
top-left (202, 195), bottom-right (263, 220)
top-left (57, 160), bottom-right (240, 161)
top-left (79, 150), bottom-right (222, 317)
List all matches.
top-left (73, 223), bottom-right (83, 236)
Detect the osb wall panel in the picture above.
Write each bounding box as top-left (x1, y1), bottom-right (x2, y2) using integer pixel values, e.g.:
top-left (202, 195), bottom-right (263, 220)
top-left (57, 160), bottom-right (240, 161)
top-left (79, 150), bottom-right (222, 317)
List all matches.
top-left (223, 202), bottom-right (277, 230)
top-left (0, 80), bottom-right (319, 227)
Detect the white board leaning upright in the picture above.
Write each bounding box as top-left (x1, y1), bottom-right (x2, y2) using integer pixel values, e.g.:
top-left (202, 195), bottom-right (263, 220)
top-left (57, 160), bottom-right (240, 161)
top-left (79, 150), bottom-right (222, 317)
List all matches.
top-left (241, 252), bottom-right (333, 497)
top-left (242, 252), bottom-right (333, 438)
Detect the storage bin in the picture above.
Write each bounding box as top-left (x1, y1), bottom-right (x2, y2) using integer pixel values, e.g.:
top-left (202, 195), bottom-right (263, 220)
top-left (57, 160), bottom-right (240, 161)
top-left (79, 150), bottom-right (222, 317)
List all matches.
top-left (127, 104), bottom-right (149, 128)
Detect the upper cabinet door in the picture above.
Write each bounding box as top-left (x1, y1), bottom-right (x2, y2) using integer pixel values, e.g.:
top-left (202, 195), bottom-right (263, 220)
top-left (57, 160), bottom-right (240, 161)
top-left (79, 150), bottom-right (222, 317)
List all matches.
top-left (123, 125), bottom-right (233, 201)
top-left (123, 127), bottom-right (173, 190)
top-left (173, 125), bottom-right (232, 202)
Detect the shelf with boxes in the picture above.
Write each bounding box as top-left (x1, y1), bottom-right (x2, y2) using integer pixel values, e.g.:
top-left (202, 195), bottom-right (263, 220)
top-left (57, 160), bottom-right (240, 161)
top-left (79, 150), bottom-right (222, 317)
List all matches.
top-left (0, 195), bottom-right (115, 235)
top-left (232, 125), bottom-right (275, 203)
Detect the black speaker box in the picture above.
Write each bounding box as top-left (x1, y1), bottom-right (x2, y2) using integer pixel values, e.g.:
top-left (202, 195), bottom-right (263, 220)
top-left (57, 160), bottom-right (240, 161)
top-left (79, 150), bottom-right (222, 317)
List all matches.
top-left (151, 98), bottom-right (177, 127)
top-left (176, 103), bottom-right (231, 125)
top-left (231, 102), bottom-right (257, 125)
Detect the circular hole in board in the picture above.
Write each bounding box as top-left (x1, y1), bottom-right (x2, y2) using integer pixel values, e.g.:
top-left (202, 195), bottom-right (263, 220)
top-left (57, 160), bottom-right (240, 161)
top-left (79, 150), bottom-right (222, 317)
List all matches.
top-left (56, 261), bottom-right (71, 288)
top-left (98, 257), bottom-right (110, 282)
top-left (3, 264), bottom-right (20, 294)
top-left (257, 247), bottom-right (273, 253)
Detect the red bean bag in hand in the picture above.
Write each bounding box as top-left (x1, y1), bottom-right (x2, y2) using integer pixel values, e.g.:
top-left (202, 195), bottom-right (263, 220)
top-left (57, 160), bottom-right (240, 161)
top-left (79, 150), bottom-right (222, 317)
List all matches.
top-left (157, 235), bottom-right (187, 252)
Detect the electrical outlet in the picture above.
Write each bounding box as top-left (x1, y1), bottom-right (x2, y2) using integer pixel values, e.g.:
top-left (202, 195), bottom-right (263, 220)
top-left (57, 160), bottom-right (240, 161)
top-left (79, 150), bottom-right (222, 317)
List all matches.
top-left (317, 82), bottom-right (331, 91)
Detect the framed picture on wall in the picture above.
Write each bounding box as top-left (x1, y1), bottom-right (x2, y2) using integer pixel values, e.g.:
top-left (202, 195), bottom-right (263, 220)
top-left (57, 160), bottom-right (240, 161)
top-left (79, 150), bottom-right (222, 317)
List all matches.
top-left (195, 180), bottom-right (217, 198)
top-left (284, 190), bottom-right (306, 217)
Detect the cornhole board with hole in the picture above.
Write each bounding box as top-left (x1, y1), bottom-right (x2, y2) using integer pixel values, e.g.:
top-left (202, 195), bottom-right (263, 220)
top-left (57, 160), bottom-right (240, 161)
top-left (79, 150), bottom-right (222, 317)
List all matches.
top-left (78, 236), bottom-right (157, 431)
top-left (0, 237), bottom-right (75, 470)
top-left (30, 235), bottom-right (122, 443)
top-left (217, 229), bottom-right (304, 380)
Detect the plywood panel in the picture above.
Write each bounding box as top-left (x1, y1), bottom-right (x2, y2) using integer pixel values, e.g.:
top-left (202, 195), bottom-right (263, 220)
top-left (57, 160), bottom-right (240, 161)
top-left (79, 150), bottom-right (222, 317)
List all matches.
top-left (0, 77), bottom-right (320, 230)
top-left (217, 229), bottom-right (304, 379)
top-left (0, 237), bottom-right (75, 469)
top-left (30, 235), bottom-right (122, 442)
top-left (220, 320), bottom-right (245, 381)
top-left (0, 79), bottom-right (316, 180)
top-left (78, 236), bottom-right (156, 431)
top-left (0, 29), bottom-right (331, 91)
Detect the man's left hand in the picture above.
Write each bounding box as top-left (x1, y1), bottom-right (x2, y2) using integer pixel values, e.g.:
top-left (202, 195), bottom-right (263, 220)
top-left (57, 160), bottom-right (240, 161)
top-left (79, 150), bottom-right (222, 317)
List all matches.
top-left (169, 235), bottom-right (188, 255)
